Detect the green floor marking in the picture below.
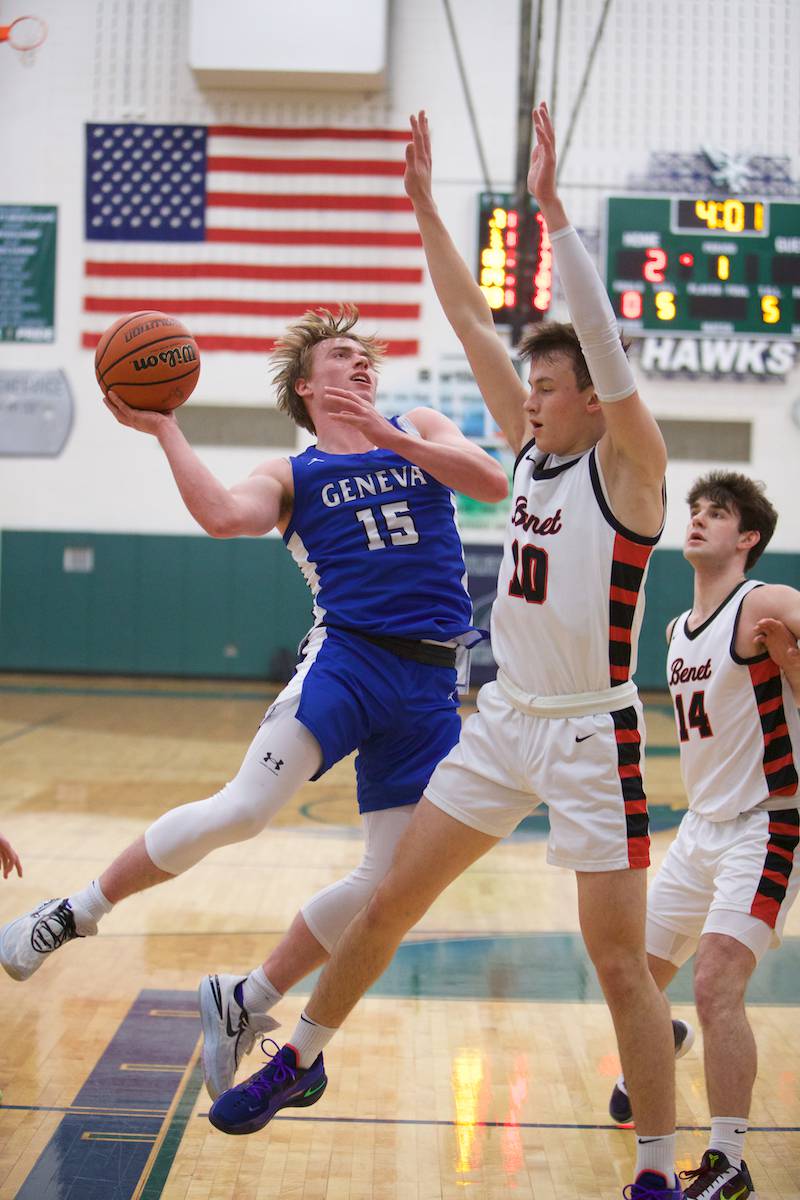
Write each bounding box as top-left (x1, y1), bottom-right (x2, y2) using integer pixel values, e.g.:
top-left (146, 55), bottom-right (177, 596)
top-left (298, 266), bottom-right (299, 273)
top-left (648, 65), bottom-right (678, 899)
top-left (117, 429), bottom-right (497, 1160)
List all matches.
top-left (138, 1059), bottom-right (205, 1200)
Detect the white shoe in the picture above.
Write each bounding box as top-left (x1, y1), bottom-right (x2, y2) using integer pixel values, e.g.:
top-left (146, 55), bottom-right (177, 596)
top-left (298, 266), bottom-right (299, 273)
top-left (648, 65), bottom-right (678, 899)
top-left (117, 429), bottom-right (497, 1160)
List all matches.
top-left (0, 898), bottom-right (95, 981)
top-left (199, 973), bottom-right (280, 1100)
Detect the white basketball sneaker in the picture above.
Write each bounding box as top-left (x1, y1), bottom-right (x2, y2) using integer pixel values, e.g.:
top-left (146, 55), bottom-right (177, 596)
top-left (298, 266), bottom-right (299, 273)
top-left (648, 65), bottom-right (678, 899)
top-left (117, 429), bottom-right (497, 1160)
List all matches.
top-left (199, 973), bottom-right (280, 1100)
top-left (0, 898), bottom-right (96, 981)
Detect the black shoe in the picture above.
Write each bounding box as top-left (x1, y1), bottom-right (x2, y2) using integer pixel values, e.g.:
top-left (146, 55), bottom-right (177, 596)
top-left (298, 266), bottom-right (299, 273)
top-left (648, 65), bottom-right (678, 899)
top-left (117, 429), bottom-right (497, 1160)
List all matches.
top-left (609, 1018), bottom-right (695, 1125)
top-left (680, 1150), bottom-right (755, 1198)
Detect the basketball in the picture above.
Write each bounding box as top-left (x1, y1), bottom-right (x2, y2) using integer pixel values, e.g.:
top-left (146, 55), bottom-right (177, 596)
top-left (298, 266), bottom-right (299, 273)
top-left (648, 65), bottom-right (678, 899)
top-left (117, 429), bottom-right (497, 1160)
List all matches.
top-left (94, 311), bottom-right (200, 412)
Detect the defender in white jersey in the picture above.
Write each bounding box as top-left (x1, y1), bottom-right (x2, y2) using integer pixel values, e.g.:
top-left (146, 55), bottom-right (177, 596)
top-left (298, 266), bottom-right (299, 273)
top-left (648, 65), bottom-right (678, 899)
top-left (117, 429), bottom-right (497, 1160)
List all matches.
top-left (209, 105), bottom-right (683, 1200)
top-left (0, 305), bottom-right (507, 1102)
top-left (610, 472), bottom-right (800, 1200)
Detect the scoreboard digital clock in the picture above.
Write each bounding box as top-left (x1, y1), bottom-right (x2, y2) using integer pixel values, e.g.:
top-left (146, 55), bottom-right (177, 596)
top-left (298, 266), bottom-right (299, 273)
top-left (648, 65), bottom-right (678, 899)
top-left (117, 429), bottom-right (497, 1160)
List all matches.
top-left (477, 193), bottom-right (552, 326)
top-left (604, 196), bottom-right (800, 338)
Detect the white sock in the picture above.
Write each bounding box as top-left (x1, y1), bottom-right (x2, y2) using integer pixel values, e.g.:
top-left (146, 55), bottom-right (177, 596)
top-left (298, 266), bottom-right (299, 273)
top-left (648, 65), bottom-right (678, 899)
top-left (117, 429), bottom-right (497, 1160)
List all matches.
top-left (289, 1011), bottom-right (337, 1069)
top-left (709, 1117), bottom-right (748, 1169)
top-left (635, 1133), bottom-right (677, 1188)
top-left (241, 967), bottom-right (282, 1014)
top-left (68, 879), bottom-right (113, 935)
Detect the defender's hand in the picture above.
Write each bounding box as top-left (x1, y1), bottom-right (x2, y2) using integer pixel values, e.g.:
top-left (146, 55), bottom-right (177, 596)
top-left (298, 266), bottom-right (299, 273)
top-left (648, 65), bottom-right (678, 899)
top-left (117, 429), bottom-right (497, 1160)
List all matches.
top-left (527, 101), bottom-right (558, 204)
top-left (404, 110), bottom-right (434, 207)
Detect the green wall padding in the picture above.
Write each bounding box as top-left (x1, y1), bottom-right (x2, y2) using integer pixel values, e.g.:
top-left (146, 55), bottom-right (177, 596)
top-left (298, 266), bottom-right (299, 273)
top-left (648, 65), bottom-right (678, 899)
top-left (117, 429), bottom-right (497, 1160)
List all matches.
top-left (0, 531), bottom-right (797, 685)
top-left (0, 531), bottom-right (313, 679)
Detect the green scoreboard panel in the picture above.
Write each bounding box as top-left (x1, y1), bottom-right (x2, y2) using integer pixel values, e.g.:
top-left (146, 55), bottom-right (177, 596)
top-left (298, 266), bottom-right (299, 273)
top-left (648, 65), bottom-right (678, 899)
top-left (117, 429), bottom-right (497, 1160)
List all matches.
top-left (604, 196), bottom-right (800, 339)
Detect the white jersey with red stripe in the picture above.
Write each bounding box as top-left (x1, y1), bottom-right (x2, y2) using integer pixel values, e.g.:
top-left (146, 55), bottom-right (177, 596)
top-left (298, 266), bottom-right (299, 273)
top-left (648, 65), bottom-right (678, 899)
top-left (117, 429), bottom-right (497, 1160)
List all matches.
top-left (668, 578), bottom-right (800, 820)
top-left (490, 441), bottom-right (661, 698)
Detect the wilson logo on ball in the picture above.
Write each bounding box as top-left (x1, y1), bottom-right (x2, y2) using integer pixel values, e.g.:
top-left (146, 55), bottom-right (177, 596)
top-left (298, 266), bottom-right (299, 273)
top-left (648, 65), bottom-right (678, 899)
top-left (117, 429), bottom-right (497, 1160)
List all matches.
top-left (132, 344), bottom-right (199, 373)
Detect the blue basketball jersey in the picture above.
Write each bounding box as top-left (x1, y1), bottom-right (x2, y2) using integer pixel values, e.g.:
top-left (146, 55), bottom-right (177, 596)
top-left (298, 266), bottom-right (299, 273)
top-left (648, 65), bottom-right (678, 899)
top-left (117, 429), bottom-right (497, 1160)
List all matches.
top-left (283, 417), bottom-right (480, 644)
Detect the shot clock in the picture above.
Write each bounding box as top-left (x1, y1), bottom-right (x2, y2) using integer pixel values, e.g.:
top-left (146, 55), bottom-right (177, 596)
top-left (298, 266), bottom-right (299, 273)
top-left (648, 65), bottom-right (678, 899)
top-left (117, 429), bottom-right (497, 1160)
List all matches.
top-left (604, 196), bottom-right (800, 338)
top-left (476, 193), bottom-right (553, 326)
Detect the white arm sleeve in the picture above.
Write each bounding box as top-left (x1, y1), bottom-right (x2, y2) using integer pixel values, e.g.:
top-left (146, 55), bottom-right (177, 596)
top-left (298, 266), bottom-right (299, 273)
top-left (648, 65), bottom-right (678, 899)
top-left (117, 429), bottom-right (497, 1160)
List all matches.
top-left (549, 224), bottom-right (636, 403)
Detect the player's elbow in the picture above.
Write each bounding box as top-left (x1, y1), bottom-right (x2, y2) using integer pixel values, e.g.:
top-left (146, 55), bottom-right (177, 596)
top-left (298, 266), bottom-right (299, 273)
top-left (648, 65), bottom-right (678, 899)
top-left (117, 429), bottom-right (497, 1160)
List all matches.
top-left (480, 464), bottom-right (509, 504)
top-left (202, 510), bottom-right (243, 538)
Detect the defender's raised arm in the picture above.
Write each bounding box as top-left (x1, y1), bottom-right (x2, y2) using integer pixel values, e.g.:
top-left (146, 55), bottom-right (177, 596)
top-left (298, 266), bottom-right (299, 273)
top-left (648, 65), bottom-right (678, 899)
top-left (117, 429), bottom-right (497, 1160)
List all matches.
top-left (528, 102), bottom-right (666, 537)
top-left (404, 111), bottom-right (529, 452)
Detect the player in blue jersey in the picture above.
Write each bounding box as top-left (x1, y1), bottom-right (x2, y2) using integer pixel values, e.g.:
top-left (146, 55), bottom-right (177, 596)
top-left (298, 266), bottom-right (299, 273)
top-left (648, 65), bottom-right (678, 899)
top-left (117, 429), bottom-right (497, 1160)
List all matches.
top-left (0, 305), bottom-right (508, 1102)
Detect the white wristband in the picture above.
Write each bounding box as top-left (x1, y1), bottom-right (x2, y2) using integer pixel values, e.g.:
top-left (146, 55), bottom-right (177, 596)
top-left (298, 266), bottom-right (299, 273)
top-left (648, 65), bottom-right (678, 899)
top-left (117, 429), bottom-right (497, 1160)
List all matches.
top-left (550, 225), bottom-right (636, 403)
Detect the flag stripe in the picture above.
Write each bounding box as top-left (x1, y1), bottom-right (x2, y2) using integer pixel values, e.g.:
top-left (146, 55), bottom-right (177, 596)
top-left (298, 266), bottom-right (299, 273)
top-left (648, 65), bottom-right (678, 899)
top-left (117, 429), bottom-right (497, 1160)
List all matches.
top-left (208, 125), bottom-right (411, 142)
top-left (205, 227), bottom-right (422, 247)
top-left (85, 261), bottom-right (423, 283)
top-left (207, 191), bottom-right (413, 212)
top-left (82, 332), bottom-right (419, 356)
top-left (84, 297), bottom-right (420, 319)
top-left (207, 155), bottom-right (406, 176)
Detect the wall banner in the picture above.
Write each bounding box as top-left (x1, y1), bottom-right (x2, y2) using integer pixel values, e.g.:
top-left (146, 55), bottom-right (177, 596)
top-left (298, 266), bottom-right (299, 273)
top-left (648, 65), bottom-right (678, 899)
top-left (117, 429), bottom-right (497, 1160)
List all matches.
top-left (0, 204), bottom-right (57, 343)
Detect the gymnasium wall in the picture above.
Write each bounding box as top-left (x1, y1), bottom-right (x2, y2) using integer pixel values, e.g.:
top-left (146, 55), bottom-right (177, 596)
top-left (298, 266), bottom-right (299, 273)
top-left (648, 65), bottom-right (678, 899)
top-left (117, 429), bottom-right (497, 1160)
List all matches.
top-left (1, 0), bottom-right (799, 680)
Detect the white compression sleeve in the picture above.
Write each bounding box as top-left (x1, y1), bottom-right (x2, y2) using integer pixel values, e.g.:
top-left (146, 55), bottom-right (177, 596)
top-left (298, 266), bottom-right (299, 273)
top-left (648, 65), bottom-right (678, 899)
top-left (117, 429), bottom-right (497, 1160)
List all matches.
top-left (301, 804), bottom-right (415, 952)
top-left (549, 224), bottom-right (636, 402)
top-left (145, 702), bottom-right (322, 875)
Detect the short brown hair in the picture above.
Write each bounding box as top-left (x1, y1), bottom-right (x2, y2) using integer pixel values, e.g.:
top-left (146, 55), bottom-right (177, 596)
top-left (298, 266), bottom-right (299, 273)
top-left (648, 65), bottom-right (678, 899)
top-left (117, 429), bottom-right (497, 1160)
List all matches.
top-left (269, 305), bottom-right (386, 434)
top-left (687, 471), bottom-right (778, 571)
top-left (516, 320), bottom-right (629, 392)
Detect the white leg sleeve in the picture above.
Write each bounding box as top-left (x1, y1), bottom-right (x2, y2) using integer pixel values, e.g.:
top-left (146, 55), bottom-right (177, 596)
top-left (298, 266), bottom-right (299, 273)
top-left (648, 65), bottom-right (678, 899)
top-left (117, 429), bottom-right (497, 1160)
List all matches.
top-left (549, 224), bottom-right (636, 402)
top-left (301, 804), bottom-right (415, 952)
top-left (144, 700), bottom-right (322, 875)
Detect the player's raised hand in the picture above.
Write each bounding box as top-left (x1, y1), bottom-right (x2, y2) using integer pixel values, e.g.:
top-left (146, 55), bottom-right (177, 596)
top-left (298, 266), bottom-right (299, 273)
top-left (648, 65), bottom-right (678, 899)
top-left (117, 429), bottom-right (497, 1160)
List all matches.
top-left (0, 834), bottom-right (22, 879)
top-left (527, 101), bottom-right (558, 205)
top-left (103, 389), bottom-right (176, 436)
top-left (404, 111), bottom-right (434, 207)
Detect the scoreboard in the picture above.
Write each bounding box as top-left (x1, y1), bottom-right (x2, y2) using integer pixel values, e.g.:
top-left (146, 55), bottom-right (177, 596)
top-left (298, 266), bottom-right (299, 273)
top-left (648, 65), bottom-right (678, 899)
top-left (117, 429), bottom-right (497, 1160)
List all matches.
top-left (476, 193), bottom-right (552, 325)
top-left (604, 196), bottom-right (800, 339)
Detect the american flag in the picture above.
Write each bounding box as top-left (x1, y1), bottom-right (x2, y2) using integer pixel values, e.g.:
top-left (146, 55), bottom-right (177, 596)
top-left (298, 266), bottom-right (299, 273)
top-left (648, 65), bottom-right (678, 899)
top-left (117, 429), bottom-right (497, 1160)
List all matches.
top-left (82, 122), bottom-right (423, 356)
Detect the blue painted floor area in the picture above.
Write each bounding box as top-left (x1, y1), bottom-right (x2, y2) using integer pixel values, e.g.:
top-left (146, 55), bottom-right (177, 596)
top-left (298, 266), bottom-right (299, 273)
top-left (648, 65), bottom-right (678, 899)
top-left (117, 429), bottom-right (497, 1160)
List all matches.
top-left (291, 932), bottom-right (800, 1005)
top-left (15, 990), bottom-right (199, 1200)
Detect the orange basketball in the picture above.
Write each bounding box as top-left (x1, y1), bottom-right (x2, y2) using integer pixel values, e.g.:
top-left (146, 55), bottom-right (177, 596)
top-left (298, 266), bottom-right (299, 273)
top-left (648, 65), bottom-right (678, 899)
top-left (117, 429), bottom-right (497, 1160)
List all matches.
top-left (94, 311), bottom-right (200, 412)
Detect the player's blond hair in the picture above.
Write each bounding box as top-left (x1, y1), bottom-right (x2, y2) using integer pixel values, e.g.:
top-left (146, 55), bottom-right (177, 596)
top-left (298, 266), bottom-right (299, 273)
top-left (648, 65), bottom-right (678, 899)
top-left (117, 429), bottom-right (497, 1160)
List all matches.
top-left (270, 305), bottom-right (386, 434)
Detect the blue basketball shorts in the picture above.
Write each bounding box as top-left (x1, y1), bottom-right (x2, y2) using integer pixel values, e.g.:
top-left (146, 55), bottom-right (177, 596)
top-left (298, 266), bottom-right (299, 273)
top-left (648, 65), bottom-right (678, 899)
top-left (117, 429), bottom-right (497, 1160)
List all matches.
top-left (271, 625), bottom-right (461, 814)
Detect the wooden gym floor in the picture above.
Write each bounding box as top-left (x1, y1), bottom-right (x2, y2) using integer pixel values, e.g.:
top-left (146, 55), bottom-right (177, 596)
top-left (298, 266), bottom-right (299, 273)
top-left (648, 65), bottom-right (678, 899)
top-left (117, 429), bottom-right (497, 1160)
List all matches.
top-left (0, 674), bottom-right (798, 1199)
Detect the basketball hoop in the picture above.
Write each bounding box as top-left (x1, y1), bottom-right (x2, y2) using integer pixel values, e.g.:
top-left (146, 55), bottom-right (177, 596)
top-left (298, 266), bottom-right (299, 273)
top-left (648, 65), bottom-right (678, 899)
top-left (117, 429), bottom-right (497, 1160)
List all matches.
top-left (0, 14), bottom-right (48, 65)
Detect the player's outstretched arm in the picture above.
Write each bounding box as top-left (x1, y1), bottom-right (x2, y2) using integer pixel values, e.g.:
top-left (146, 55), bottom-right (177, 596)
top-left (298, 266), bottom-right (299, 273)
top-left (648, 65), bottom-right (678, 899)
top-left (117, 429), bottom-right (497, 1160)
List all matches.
top-left (529, 103), bottom-right (666, 532)
top-left (405, 111), bottom-right (529, 453)
top-left (0, 835), bottom-right (22, 880)
top-left (104, 389), bottom-right (291, 536)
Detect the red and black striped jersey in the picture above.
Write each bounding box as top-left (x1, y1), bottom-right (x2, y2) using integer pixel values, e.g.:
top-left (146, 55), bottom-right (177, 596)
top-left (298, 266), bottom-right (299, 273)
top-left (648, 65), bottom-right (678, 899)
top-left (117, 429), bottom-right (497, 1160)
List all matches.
top-left (491, 442), bottom-right (660, 697)
top-left (668, 579), bottom-right (800, 819)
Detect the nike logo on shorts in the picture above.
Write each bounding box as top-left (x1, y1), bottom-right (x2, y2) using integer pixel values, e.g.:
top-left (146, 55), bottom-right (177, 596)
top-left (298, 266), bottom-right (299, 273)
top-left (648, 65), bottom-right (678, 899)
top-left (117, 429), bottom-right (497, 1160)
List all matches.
top-left (575, 733), bottom-right (595, 743)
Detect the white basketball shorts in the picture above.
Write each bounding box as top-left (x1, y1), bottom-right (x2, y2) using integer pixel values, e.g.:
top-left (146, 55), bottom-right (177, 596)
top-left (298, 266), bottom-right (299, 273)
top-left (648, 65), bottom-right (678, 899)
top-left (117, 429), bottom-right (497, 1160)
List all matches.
top-left (424, 679), bottom-right (650, 871)
top-left (647, 806), bottom-right (800, 964)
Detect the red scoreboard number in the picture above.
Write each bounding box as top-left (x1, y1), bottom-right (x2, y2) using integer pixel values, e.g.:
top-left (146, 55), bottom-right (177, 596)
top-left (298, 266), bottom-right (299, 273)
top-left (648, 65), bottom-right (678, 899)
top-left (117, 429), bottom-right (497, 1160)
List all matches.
top-left (477, 193), bottom-right (552, 325)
